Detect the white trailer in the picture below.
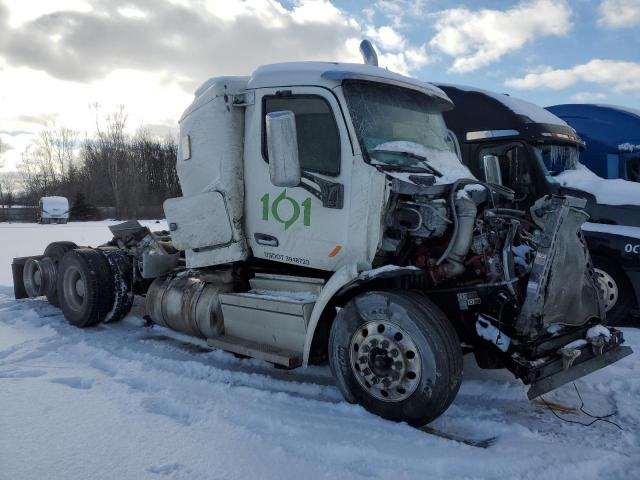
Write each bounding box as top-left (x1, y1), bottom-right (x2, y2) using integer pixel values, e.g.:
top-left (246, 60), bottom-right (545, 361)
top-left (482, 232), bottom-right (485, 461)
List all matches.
top-left (39, 196), bottom-right (69, 224)
top-left (12, 43), bottom-right (631, 426)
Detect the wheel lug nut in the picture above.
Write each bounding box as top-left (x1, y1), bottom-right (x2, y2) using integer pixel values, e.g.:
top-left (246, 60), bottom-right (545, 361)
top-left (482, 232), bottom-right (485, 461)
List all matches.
top-left (390, 349), bottom-right (399, 358)
top-left (372, 376), bottom-right (380, 384)
top-left (381, 340), bottom-right (389, 349)
top-left (391, 371), bottom-right (400, 380)
top-left (394, 361), bottom-right (403, 370)
top-left (363, 368), bottom-right (371, 375)
top-left (382, 378), bottom-right (391, 387)
top-left (370, 339), bottom-right (378, 347)
top-left (359, 356), bottom-right (367, 364)
top-left (361, 345), bottom-right (370, 353)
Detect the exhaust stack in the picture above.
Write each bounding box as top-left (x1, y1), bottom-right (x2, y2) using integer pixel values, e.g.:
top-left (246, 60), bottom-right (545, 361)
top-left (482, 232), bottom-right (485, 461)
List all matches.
top-left (359, 40), bottom-right (378, 67)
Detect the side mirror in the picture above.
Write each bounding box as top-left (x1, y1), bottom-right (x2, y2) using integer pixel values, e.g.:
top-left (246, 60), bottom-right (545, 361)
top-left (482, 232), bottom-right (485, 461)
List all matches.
top-left (266, 111), bottom-right (301, 187)
top-left (481, 154), bottom-right (503, 185)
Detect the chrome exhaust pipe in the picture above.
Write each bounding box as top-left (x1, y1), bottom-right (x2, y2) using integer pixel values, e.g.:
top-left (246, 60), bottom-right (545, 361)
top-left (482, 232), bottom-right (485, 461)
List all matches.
top-left (359, 39), bottom-right (378, 67)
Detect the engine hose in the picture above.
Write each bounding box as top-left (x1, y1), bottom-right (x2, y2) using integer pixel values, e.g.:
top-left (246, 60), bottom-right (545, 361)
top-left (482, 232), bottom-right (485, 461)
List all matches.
top-left (436, 178), bottom-right (518, 267)
top-left (436, 179), bottom-right (482, 266)
top-left (436, 180), bottom-right (462, 266)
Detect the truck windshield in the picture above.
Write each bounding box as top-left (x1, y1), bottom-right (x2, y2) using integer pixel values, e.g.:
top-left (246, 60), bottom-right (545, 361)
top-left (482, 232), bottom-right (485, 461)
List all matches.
top-left (343, 81), bottom-right (455, 167)
top-left (533, 144), bottom-right (580, 175)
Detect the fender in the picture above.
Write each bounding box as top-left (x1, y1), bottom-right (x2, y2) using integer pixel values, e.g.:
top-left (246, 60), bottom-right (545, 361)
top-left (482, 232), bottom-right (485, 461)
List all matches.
top-left (303, 264), bottom-right (358, 366)
top-left (302, 264), bottom-right (424, 366)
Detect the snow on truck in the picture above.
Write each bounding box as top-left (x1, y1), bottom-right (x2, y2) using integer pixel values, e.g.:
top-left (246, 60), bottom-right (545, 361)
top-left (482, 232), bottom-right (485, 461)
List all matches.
top-left (11, 45), bottom-right (632, 426)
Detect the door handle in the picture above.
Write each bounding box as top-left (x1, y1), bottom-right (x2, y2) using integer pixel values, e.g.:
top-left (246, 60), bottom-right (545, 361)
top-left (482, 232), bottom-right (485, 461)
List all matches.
top-left (254, 233), bottom-right (279, 247)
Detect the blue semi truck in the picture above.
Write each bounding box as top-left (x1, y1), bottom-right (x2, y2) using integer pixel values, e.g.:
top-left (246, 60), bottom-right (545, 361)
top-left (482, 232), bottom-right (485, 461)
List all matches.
top-left (546, 104), bottom-right (640, 182)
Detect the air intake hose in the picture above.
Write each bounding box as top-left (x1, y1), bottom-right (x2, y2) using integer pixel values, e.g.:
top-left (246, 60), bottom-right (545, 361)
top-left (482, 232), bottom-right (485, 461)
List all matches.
top-left (441, 194), bottom-right (477, 278)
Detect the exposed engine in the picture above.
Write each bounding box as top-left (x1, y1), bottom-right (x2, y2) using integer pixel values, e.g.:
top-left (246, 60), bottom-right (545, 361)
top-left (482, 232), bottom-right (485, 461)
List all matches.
top-left (379, 174), bottom-right (604, 340)
top-left (381, 176), bottom-right (526, 285)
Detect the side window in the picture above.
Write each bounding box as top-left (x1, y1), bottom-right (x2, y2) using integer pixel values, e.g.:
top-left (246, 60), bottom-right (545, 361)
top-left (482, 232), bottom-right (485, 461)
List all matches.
top-left (479, 143), bottom-right (532, 187)
top-left (479, 143), bottom-right (536, 205)
top-left (263, 95), bottom-right (341, 176)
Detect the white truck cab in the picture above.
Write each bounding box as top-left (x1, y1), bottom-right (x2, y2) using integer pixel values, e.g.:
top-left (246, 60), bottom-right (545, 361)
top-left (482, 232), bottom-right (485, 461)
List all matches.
top-left (13, 49), bottom-right (632, 427)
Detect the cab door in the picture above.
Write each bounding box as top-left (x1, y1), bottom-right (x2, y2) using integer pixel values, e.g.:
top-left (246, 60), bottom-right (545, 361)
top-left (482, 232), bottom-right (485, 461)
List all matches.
top-left (243, 86), bottom-right (359, 271)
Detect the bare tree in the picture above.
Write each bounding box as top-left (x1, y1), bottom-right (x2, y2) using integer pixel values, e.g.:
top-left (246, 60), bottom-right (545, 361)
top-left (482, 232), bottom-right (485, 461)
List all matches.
top-left (0, 172), bottom-right (18, 208)
top-left (12, 106), bottom-right (179, 220)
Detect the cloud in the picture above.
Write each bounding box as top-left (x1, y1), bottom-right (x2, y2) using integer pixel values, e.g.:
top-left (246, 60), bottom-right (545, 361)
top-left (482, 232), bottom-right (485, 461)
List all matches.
top-left (598, 0), bottom-right (640, 28)
top-left (505, 59), bottom-right (640, 92)
top-left (0, 0), bottom-right (360, 89)
top-left (570, 91), bottom-right (607, 102)
top-left (0, 0), bottom-right (430, 91)
top-left (429, 0), bottom-right (572, 73)
top-left (0, 0), bottom-right (433, 171)
top-left (374, 0), bottom-right (430, 26)
top-left (365, 25), bottom-right (406, 51)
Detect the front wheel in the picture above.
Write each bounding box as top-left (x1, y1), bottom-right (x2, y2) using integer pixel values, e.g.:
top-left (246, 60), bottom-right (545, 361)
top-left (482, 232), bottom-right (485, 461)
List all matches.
top-left (329, 291), bottom-right (463, 427)
top-left (593, 256), bottom-right (635, 325)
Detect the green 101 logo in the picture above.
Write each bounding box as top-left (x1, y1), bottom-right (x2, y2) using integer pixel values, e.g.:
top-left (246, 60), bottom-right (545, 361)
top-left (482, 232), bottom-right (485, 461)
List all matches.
top-left (261, 190), bottom-right (312, 230)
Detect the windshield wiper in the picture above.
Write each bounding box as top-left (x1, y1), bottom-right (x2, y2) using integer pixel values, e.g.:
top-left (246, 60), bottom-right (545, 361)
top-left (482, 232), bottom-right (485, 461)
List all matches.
top-left (371, 149), bottom-right (443, 177)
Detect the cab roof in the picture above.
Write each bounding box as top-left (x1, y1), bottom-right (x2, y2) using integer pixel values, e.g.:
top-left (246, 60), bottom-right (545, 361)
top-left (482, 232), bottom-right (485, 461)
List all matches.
top-left (186, 63), bottom-right (454, 123)
top-left (435, 84), bottom-right (583, 146)
top-left (247, 62), bottom-right (451, 107)
top-left (546, 104), bottom-right (640, 152)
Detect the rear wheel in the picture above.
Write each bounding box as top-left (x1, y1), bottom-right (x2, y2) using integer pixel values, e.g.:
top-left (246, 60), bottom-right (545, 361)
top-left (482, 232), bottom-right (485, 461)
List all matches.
top-left (99, 247), bottom-right (134, 323)
top-left (43, 241), bottom-right (78, 307)
top-left (329, 291), bottom-right (463, 426)
top-left (57, 249), bottom-right (114, 328)
top-left (593, 256), bottom-right (635, 325)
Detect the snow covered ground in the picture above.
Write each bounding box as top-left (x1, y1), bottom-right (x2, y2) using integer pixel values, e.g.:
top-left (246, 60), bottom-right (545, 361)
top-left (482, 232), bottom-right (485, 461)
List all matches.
top-left (1, 221), bottom-right (639, 480)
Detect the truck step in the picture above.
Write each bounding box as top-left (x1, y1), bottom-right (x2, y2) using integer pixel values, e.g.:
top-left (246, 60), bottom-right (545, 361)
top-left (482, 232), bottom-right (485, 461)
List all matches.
top-left (207, 335), bottom-right (302, 368)
top-left (249, 273), bottom-right (325, 295)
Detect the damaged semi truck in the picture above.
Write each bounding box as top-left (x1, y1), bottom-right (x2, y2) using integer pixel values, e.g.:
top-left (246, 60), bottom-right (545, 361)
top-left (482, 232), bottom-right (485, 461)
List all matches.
top-left (12, 55), bottom-right (632, 426)
top-left (435, 84), bottom-right (640, 325)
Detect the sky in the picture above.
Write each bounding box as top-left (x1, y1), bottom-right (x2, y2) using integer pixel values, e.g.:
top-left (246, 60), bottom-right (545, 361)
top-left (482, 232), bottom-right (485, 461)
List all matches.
top-left (1, 0), bottom-right (639, 172)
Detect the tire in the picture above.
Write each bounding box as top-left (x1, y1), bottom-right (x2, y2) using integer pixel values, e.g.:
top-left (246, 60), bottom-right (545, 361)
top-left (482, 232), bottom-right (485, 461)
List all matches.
top-left (43, 241), bottom-right (78, 307)
top-left (57, 249), bottom-right (114, 328)
top-left (99, 247), bottom-right (134, 323)
top-left (329, 291), bottom-right (463, 426)
top-left (592, 256), bottom-right (635, 325)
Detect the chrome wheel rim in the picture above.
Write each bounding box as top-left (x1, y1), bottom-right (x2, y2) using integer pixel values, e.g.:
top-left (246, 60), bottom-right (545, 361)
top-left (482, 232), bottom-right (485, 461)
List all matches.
top-left (349, 320), bottom-right (421, 402)
top-left (23, 258), bottom-right (45, 297)
top-left (63, 265), bottom-right (86, 312)
top-left (595, 268), bottom-right (618, 312)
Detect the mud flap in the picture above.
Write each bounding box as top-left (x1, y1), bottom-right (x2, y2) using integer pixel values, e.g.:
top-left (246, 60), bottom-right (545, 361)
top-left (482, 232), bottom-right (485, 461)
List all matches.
top-left (527, 344), bottom-right (633, 399)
